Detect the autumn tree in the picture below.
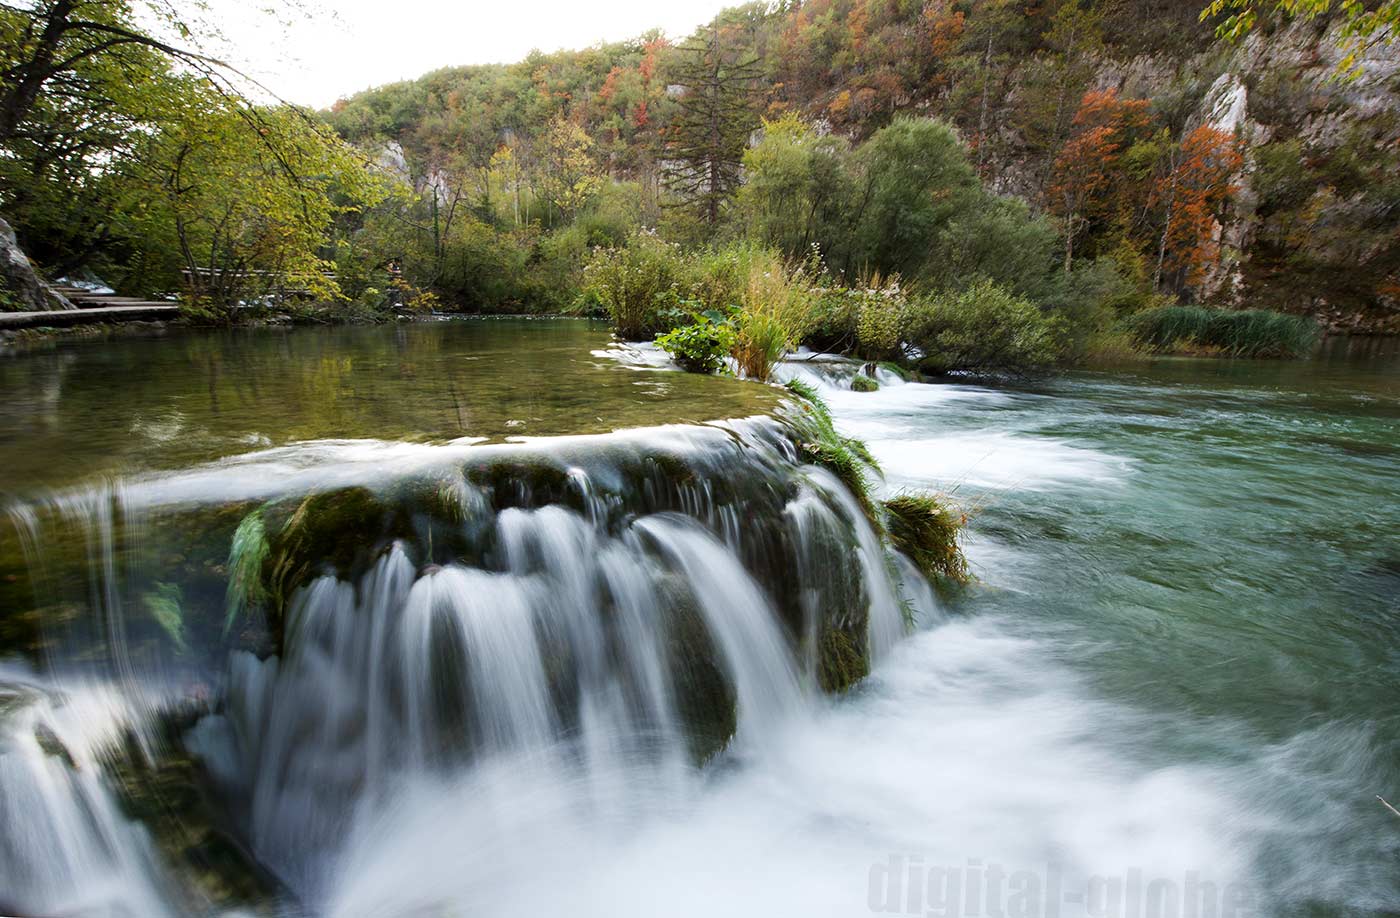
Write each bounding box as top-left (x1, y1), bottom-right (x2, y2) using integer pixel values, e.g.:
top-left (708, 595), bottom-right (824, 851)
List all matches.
top-left (1048, 88), bottom-right (1151, 272)
top-left (663, 26), bottom-right (761, 227)
top-left (538, 113), bottom-right (602, 222)
top-left (1150, 124), bottom-right (1243, 291)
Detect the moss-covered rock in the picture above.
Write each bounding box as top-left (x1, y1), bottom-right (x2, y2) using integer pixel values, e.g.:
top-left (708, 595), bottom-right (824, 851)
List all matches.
top-left (817, 626), bottom-right (870, 693)
top-left (850, 373), bottom-right (879, 392)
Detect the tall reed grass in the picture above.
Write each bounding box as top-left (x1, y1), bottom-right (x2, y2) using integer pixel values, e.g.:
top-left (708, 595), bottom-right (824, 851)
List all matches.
top-left (1125, 306), bottom-right (1319, 358)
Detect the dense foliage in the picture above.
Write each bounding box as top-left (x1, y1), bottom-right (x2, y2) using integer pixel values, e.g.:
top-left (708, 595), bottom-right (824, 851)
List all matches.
top-left (2, 0), bottom-right (1388, 352)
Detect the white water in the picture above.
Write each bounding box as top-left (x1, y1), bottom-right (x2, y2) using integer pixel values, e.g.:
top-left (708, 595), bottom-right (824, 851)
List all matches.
top-left (0, 666), bottom-right (179, 917)
top-left (309, 367), bottom-right (1260, 918)
top-left (0, 362), bottom-right (1300, 917)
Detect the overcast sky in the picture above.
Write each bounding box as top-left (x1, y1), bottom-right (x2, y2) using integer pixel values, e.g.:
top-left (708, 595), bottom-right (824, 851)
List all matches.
top-left (209, 0), bottom-right (735, 109)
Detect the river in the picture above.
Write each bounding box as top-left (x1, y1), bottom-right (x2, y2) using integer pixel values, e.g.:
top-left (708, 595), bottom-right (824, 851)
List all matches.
top-left (0, 322), bottom-right (1395, 917)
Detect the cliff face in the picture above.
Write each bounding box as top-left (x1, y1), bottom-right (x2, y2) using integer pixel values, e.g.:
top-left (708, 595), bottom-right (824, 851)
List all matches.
top-left (1103, 20), bottom-right (1398, 330)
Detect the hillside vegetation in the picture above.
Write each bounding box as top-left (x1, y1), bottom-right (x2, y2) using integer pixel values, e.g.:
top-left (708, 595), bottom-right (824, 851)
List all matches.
top-left (1, 0), bottom-right (1395, 342)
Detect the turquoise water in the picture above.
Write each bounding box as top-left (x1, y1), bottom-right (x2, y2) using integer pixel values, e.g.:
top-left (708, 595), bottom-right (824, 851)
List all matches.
top-left (0, 322), bottom-right (1396, 916)
top-left (802, 338), bottom-right (1400, 914)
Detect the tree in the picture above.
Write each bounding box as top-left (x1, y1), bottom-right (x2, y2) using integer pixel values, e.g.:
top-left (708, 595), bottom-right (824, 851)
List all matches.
top-left (737, 113), bottom-right (855, 259)
top-left (1047, 89), bottom-right (1151, 272)
top-left (848, 117), bottom-right (980, 278)
top-left (663, 26), bottom-right (761, 227)
top-left (1151, 124), bottom-right (1244, 291)
top-left (138, 95), bottom-right (382, 315)
top-left (538, 114), bottom-right (602, 222)
top-left (1201, 0), bottom-right (1398, 72)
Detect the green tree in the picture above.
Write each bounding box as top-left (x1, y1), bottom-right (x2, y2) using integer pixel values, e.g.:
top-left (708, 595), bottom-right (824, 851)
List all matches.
top-left (137, 96), bottom-right (382, 316)
top-left (737, 113), bottom-right (855, 260)
top-left (663, 26), bottom-right (761, 227)
top-left (848, 117), bottom-right (980, 278)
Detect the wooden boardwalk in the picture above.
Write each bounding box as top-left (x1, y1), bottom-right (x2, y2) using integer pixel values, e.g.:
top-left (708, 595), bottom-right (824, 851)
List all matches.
top-left (0, 304), bottom-right (179, 330)
top-left (0, 284), bottom-right (180, 330)
top-left (49, 284), bottom-right (179, 310)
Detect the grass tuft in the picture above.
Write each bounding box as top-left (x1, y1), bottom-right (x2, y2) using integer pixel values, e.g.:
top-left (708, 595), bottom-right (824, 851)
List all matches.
top-left (882, 492), bottom-right (970, 586)
top-left (224, 508), bottom-right (269, 636)
top-left (782, 379), bottom-right (882, 525)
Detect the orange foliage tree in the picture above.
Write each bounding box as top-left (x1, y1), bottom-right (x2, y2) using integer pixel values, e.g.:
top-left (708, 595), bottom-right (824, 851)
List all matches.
top-left (1152, 125), bottom-right (1244, 290)
top-left (1047, 88), bottom-right (1151, 271)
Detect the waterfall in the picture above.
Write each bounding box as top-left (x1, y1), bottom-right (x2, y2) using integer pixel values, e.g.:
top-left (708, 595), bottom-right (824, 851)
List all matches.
top-left (0, 666), bottom-right (179, 917)
top-left (0, 417), bottom-right (937, 913)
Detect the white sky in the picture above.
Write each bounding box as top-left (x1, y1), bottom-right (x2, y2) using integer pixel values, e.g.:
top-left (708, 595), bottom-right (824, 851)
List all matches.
top-left (209, 0), bottom-right (736, 108)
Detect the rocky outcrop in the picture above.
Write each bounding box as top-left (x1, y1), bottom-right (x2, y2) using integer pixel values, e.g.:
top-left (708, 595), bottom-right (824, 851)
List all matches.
top-left (0, 216), bottom-right (73, 311)
top-left (1083, 21), bottom-right (1400, 330)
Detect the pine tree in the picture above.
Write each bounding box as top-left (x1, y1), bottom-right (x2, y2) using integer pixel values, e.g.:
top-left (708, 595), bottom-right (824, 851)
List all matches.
top-left (663, 26), bottom-right (761, 227)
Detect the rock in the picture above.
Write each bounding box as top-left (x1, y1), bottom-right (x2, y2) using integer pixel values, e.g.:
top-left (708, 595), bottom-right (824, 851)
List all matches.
top-left (0, 216), bottom-right (73, 312)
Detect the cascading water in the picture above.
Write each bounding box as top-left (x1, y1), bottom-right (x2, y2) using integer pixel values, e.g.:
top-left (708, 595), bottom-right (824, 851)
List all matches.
top-left (5, 324), bottom-right (1396, 918)
top-left (0, 414), bottom-right (928, 914)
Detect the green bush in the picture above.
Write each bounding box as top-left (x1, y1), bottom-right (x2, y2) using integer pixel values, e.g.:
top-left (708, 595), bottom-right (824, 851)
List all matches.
top-left (905, 280), bottom-right (1060, 375)
top-left (582, 232), bottom-right (687, 338)
top-left (850, 373), bottom-right (879, 392)
top-left (1125, 305), bottom-right (1320, 358)
top-left (804, 285), bottom-right (861, 352)
top-left (852, 275), bottom-right (909, 361)
top-left (654, 309), bottom-right (737, 374)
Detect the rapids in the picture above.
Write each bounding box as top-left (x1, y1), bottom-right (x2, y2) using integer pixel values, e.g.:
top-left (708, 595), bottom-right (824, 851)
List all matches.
top-left (1, 323), bottom-right (1396, 917)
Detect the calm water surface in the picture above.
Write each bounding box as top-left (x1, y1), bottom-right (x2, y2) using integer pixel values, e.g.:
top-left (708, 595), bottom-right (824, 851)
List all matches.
top-left (0, 318), bottom-right (776, 495)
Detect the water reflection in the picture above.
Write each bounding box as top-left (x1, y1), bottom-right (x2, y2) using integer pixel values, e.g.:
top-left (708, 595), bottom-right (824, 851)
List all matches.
top-left (0, 319), bottom-right (777, 494)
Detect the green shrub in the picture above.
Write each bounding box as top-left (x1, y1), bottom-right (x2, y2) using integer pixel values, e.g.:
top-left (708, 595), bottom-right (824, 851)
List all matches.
top-left (1125, 305), bottom-right (1320, 358)
top-left (583, 231), bottom-right (687, 338)
top-left (905, 280), bottom-right (1060, 375)
top-left (852, 275), bottom-right (909, 361)
top-left (654, 309), bottom-right (737, 374)
top-left (882, 493), bottom-right (971, 587)
top-left (804, 285), bottom-right (861, 352)
top-left (683, 244), bottom-right (754, 312)
top-left (1039, 257), bottom-right (1149, 364)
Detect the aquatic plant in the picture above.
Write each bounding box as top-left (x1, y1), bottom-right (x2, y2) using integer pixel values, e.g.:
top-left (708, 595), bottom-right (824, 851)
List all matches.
top-left (654, 309), bottom-right (737, 374)
top-left (224, 509), bottom-right (269, 636)
top-left (1125, 305), bottom-right (1320, 358)
top-left (141, 583), bottom-right (187, 652)
top-left (850, 373), bottom-right (879, 392)
top-left (882, 492), bottom-right (971, 587)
